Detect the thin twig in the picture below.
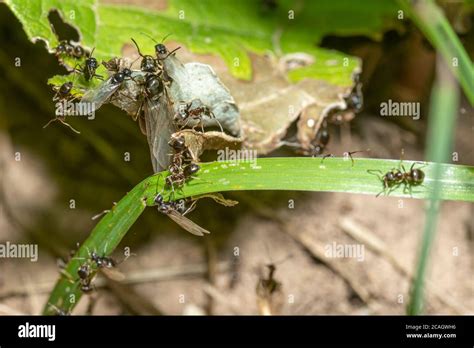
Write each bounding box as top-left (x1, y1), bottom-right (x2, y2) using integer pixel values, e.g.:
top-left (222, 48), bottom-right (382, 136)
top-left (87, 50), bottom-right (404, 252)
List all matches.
top-left (0, 262), bottom-right (230, 299)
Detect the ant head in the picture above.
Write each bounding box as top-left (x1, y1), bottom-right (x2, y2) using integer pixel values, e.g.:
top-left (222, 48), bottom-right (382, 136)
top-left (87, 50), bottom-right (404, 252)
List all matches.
top-left (60, 81), bottom-right (73, 91)
top-left (155, 43), bottom-right (168, 57)
top-left (140, 55), bottom-right (158, 73)
top-left (184, 163), bottom-right (200, 176)
top-left (169, 135), bottom-right (186, 151)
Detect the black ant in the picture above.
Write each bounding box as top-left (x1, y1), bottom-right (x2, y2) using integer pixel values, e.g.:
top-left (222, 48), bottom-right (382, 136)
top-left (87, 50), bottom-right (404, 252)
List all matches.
top-left (140, 33), bottom-right (181, 62)
top-left (175, 100), bottom-right (224, 132)
top-left (131, 38), bottom-right (159, 73)
top-left (52, 81), bottom-right (75, 102)
top-left (344, 73), bottom-right (363, 113)
top-left (77, 262), bottom-right (94, 293)
top-left (166, 162), bottom-right (200, 190)
top-left (75, 48), bottom-right (102, 81)
top-left (45, 81), bottom-right (81, 133)
top-left (90, 252), bottom-right (117, 269)
top-left (54, 40), bottom-right (73, 57)
top-left (256, 247), bottom-right (292, 315)
top-left (165, 135), bottom-right (200, 191)
top-left (54, 40), bottom-right (89, 59)
top-left (154, 193), bottom-right (208, 236)
top-left (308, 123), bottom-right (330, 156)
top-left (74, 247), bottom-right (123, 293)
top-left (369, 162), bottom-right (426, 197)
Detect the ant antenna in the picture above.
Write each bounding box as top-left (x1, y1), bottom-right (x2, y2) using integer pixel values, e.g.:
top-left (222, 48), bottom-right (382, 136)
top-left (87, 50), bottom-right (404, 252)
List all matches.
top-left (140, 32), bottom-right (173, 44)
top-left (320, 154), bottom-right (335, 164)
top-left (131, 38), bottom-right (145, 57)
top-left (140, 32), bottom-right (158, 44)
top-left (140, 32), bottom-right (181, 59)
top-left (162, 46), bottom-right (181, 60)
top-left (161, 33), bottom-right (172, 43)
top-left (343, 149), bottom-right (371, 167)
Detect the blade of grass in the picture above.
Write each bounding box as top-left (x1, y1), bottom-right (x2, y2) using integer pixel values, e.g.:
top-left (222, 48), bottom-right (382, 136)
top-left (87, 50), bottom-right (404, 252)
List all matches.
top-left (407, 56), bottom-right (460, 315)
top-left (44, 157), bottom-right (474, 314)
top-left (397, 0), bottom-right (474, 104)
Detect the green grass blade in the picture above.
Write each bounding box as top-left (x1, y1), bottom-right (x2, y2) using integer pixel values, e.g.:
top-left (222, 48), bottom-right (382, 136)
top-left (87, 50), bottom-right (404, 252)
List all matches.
top-left (43, 180), bottom-right (148, 314)
top-left (398, 0), bottom-right (474, 105)
top-left (44, 157), bottom-right (474, 314)
top-left (407, 58), bottom-right (460, 315)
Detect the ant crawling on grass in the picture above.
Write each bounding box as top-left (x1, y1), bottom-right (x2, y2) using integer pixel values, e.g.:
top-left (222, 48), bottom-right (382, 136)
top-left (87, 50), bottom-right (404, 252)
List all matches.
top-left (74, 246), bottom-right (125, 294)
top-left (153, 192), bottom-right (210, 236)
top-left (368, 161), bottom-right (426, 197)
top-left (165, 134), bottom-right (201, 193)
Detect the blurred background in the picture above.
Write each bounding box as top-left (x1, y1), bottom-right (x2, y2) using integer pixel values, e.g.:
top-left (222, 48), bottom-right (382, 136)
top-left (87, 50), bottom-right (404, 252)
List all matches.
top-left (0, 0), bottom-right (472, 315)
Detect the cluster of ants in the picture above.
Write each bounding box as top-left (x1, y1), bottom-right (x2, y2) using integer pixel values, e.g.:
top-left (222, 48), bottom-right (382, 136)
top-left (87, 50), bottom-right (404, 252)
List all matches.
top-left (51, 36), bottom-right (215, 235)
top-left (52, 243), bottom-right (125, 309)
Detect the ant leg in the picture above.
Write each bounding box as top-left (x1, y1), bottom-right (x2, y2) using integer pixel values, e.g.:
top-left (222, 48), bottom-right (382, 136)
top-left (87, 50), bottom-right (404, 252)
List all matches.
top-left (43, 117), bottom-right (59, 129)
top-left (58, 118), bottom-right (81, 134)
top-left (345, 149), bottom-right (370, 167)
top-left (182, 200), bottom-right (197, 216)
top-left (163, 46), bottom-right (181, 59)
top-left (73, 63), bottom-right (83, 73)
top-left (60, 269), bottom-right (76, 283)
top-left (320, 154), bottom-right (334, 163)
top-left (181, 117), bottom-right (192, 130)
top-left (367, 169), bottom-right (384, 181)
top-left (213, 116), bottom-right (224, 133)
top-left (410, 161), bottom-right (428, 171)
top-left (375, 188), bottom-right (386, 198)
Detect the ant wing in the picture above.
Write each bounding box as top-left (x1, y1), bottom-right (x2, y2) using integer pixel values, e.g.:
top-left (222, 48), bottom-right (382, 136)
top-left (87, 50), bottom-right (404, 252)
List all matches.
top-left (80, 76), bottom-right (121, 111)
top-left (162, 54), bottom-right (187, 83)
top-left (166, 209), bottom-right (210, 236)
top-left (143, 95), bottom-right (175, 172)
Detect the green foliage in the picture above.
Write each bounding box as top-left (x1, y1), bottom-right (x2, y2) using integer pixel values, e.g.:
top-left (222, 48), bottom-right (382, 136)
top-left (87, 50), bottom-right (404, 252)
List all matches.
top-left (5, 0), bottom-right (403, 86)
top-left (44, 157), bottom-right (474, 314)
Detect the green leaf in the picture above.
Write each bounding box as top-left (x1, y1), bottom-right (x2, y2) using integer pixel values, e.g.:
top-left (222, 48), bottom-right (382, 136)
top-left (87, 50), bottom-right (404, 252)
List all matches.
top-left (408, 56), bottom-right (460, 314)
top-left (44, 157), bottom-right (474, 314)
top-left (4, 0), bottom-right (97, 48)
top-left (5, 0), bottom-right (402, 86)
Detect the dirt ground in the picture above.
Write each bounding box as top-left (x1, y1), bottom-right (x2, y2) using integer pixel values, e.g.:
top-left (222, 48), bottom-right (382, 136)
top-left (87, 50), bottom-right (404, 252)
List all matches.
top-left (0, 108), bottom-right (472, 315)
